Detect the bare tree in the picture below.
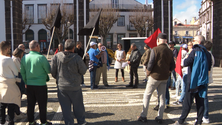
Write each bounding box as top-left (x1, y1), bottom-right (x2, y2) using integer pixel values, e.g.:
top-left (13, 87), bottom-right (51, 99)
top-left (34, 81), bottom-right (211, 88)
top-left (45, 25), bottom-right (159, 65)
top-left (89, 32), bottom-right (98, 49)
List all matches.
top-left (129, 8), bottom-right (153, 37)
top-left (42, 3), bottom-right (74, 43)
top-left (22, 14), bottom-right (32, 34)
top-left (91, 7), bottom-right (119, 46)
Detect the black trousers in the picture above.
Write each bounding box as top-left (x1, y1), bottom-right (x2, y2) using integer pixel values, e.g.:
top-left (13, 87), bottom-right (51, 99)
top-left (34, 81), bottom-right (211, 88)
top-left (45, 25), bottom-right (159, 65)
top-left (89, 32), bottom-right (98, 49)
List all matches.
top-left (178, 91), bottom-right (204, 124)
top-left (27, 85), bottom-right (48, 124)
top-left (129, 66), bottom-right (139, 86)
top-left (116, 69), bottom-right (124, 78)
top-left (0, 103), bottom-right (20, 125)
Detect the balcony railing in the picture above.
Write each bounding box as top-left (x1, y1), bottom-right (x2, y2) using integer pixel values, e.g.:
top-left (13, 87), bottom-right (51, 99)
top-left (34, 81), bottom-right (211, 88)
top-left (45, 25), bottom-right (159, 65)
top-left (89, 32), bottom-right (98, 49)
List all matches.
top-left (89, 4), bottom-right (151, 10)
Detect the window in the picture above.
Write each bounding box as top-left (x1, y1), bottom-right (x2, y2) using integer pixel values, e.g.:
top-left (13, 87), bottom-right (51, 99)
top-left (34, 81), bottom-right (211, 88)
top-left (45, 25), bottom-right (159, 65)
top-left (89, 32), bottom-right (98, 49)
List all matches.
top-left (25, 5), bottom-right (34, 23)
top-left (50, 4), bottom-right (60, 12)
top-left (38, 4), bottom-right (47, 23)
top-left (117, 16), bottom-right (125, 26)
top-left (129, 33), bottom-right (137, 37)
top-left (64, 3), bottom-right (73, 14)
top-left (174, 21), bottom-right (177, 26)
top-left (186, 31), bottom-right (189, 35)
top-left (175, 31), bottom-right (178, 35)
top-left (112, 0), bottom-right (119, 8)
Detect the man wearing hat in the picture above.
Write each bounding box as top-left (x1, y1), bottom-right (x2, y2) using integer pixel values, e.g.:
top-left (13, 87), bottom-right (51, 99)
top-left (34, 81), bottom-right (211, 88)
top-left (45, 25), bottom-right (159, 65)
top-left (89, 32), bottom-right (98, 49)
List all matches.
top-left (140, 44), bottom-right (150, 83)
top-left (137, 33), bottom-right (175, 124)
top-left (87, 42), bottom-right (103, 89)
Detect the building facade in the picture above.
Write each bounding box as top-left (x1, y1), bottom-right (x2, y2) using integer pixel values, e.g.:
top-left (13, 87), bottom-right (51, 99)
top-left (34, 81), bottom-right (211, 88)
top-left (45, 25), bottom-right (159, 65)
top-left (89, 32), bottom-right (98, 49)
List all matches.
top-left (198, 0), bottom-right (213, 41)
top-left (0, 0), bottom-right (23, 51)
top-left (22, 0), bottom-right (89, 51)
top-left (173, 18), bottom-right (199, 43)
top-left (89, 0), bottom-right (152, 49)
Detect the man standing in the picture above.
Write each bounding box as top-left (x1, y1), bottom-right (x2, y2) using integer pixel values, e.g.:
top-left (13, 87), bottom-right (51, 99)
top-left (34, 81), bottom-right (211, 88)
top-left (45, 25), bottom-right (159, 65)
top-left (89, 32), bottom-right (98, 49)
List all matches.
top-left (51, 39), bottom-right (87, 125)
top-left (137, 33), bottom-right (175, 124)
top-left (95, 43), bottom-right (109, 87)
top-left (20, 40), bottom-right (51, 125)
top-left (140, 44), bottom-right (150, 83)
top-left (74, 41), bottom-right (86, 87)
top-left (0, 41), bottom-right (21, 125)
top-left (54, 43), bottom-right (63, 55)
top-left (173, 35), bottom-right (212, 125)
top-left (126, 43), bottom-right (141, 88)
top-left (87, 42), bottom-right (103, 89)
top-left (168, 41), bottom-right (178, 90)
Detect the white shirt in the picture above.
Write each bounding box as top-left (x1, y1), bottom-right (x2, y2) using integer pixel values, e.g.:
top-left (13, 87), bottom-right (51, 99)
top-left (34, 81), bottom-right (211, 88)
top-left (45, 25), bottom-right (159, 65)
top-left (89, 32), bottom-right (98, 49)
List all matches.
top-left (12, 56), bottom-right (21, 72)
top-left (0, 55), bottom-right (18, 79)
top-left (208, 51), bottom-right (215, 84)
top-left (181, 50), bottom-right (188, 74)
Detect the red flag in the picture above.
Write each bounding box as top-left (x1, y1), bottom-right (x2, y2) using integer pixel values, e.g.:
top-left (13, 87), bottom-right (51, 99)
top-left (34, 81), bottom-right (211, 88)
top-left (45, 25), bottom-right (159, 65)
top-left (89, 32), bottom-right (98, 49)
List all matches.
top-left (54, 49), bottom-right (58, 55)
top-left (175, 47), bottom-right (183, 77)
top-left (144, 28), bottom-right (161, 48)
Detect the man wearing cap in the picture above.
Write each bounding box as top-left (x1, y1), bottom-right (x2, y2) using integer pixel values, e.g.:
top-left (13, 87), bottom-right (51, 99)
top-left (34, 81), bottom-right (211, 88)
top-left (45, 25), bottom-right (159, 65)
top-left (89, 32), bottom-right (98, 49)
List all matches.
top-left (87, 42), bottom-right (103, 89)
top-left (140, 44), bottom-right (150, 83)
top-left (137, 33), bottom-right (175, 124)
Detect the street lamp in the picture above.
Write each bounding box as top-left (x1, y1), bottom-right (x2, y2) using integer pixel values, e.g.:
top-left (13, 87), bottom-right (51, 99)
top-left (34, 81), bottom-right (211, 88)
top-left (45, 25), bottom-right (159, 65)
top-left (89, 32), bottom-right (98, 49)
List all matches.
top-left (145, 21), bottom-right (148, 37)
top-left (67, 21), bottom-right (71, 39)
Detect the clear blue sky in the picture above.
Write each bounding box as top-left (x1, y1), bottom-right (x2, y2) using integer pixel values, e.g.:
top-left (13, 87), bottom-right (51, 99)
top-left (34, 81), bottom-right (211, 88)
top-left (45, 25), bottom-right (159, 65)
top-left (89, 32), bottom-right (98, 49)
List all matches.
top-left (137, 0), bottom-right (202, 23)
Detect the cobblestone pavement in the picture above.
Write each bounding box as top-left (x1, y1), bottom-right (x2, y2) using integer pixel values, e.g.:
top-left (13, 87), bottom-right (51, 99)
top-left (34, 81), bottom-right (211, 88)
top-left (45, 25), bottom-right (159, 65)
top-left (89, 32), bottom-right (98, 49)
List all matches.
top-left (16, 64), bottom-right (222, 125)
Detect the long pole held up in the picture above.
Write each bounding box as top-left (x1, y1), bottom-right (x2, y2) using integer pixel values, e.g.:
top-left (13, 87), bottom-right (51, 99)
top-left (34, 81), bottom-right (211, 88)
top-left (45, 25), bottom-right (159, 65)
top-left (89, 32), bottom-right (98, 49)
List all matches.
top-left (82, 27), bottom-right (96, 60)
top-left (47, 26), bottom-right (55, 59)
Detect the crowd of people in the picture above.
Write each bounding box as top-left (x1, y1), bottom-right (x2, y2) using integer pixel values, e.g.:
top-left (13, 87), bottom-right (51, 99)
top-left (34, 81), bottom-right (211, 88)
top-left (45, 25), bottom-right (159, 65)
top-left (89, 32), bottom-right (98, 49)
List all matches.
top-left (0, 33), bottom-right (214, 125)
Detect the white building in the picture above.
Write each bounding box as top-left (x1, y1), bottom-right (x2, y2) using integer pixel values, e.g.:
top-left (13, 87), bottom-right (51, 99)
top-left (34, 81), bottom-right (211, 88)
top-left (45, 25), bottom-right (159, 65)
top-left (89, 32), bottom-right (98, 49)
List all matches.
top-left (198, 0), bottom-right (213, 41)
top-left (23, 0), bottom-right (152, 50)
top-left (22, 0), bottom-right (88, 51)
top-left (90, 0), bottom-right (152, 48)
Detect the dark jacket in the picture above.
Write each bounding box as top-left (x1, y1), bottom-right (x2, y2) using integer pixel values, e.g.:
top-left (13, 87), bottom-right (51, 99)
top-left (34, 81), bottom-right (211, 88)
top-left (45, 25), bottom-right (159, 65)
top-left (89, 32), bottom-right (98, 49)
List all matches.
top-left (128, 48), bottom-right (141, 68)
top-left (147, 43), bottom-right (175, 80)
top-left (51, 52), bottom-right (87, 91)
top-left (183, 44), bottom-right (212, 98)
top-left (141, 49), bottom-right (150, 66)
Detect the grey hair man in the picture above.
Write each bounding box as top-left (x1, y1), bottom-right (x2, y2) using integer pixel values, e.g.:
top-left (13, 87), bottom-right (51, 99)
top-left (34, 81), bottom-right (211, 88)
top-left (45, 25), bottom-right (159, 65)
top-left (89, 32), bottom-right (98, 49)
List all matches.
top-left (173, 35), bottom-right (212, 125)
top-left (20, 40), bottom-right (51, 125)
top-left (137, 33), bottom-right (175, 124)
top-left (95, 43), bottom-right (109, 87)
top-left (127, 43), bottom-right (142, 88)
top-left (51, 39), bottom-right (87, 125)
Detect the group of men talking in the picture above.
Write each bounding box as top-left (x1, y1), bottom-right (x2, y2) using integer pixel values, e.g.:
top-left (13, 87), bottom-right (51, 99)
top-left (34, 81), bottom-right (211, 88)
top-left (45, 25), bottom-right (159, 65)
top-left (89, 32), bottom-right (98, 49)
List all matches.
top-left (0, 32), bottom-right (212, 125)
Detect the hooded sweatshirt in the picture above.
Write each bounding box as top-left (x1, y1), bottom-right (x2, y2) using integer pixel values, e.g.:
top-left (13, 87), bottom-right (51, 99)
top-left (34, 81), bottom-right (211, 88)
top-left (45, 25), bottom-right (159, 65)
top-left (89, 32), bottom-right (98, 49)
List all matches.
top-left (51, 52), bottom-right (87, 91)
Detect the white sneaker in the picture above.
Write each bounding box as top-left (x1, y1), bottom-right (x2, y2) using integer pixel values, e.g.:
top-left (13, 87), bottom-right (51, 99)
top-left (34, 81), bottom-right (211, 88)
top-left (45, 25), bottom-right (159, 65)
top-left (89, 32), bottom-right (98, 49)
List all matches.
top-left (81, 84), bottom-right (86, 87)
top-left (202, 117), bottom-right (210, 123)
top-left (14, 112), bottom-right (27, 120)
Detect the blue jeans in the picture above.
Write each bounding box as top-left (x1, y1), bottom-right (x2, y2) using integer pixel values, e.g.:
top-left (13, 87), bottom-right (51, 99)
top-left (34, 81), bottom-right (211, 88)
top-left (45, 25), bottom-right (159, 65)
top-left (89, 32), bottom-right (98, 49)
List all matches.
top-left (203, 86), bottom-right (209, 119)
top-left (90, 67), bottom-right (97, 89)
top-left (179, 74), bottom-right (187, 102)
top-left (58, 88), bottom-right (85, 125)
top-left (171, 70), bottom-right (177, 88)
top-left (165, 76), bottom-right (171, 105)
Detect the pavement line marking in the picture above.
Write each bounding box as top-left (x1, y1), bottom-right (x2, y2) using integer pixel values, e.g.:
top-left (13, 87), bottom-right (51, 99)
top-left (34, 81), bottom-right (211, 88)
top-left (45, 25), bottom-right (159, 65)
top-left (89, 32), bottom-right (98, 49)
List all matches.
top-left (52, 106), bottom-right (62, 124)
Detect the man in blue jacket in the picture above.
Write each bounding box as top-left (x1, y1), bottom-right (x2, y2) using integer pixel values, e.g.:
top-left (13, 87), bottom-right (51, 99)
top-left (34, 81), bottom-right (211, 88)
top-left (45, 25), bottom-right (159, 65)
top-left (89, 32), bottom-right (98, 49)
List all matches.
top-left (173, 35), bottom-right (212, 125)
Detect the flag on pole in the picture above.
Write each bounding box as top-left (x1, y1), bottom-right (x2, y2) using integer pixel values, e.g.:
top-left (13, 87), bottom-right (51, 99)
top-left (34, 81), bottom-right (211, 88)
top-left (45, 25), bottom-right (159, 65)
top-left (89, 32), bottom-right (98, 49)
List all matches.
top-left (144, 28), bottom-right (161, 48)
top-left (50, 5), bottom-right (62, 34)
top-left (175, 47), bottom-right (183, 77)
top-left (78, 9), bottom-right (102, 35)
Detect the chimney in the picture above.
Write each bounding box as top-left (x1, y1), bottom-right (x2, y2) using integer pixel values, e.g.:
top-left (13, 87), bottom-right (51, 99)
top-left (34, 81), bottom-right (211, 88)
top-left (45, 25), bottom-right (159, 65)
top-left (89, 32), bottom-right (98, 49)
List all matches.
top-left (185, 19), bottom-right (187, 24)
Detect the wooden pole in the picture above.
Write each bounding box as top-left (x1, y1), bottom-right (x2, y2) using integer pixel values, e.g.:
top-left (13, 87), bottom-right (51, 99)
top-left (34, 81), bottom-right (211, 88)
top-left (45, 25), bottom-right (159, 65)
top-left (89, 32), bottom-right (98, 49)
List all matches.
top-left (82, 27), bottom-right (96, 60)
top-left (47, 26), bottom-right (55, 59)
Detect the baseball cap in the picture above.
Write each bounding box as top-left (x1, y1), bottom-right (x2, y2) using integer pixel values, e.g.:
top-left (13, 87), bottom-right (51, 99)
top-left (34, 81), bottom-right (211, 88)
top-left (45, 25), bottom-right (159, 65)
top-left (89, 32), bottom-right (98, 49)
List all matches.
top-left (90, 41), bottom-right (97, 46)
top-left (182, 44), bottom-right (188, 49)
top-left (157, 33), bottom-right (167, 39)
